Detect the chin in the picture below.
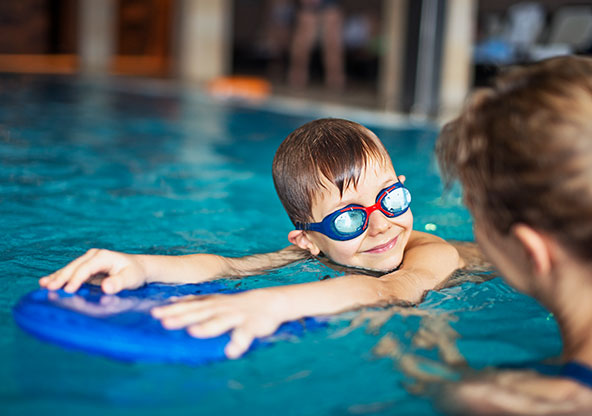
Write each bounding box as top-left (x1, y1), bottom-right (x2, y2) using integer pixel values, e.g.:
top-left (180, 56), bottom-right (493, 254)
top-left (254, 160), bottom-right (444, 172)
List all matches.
top-left (328, 248), bottom-right (404, 274)
top-left (379, 260), bottom-right (403, 273)
top-left (364, 256), bottom-right (403, 274)
top-left (374, 249), bottom-right (404, 270)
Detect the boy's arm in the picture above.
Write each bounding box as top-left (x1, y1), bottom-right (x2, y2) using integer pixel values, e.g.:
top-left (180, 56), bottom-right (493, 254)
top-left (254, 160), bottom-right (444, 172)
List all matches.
top-left (39, 245), bottom-right (309, 294)
top-left (273, 231), bottom-right (462, 315)
top-left (153, 231), bottom-right (462, 358)
top-left (142, 244), bottom-right (310, 283)
top-left (381, 230), bottom-right (465, 302)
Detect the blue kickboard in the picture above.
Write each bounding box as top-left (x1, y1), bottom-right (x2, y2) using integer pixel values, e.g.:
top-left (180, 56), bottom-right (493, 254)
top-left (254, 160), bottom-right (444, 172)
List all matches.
top-left (13, 282), bottom-right (323, 365)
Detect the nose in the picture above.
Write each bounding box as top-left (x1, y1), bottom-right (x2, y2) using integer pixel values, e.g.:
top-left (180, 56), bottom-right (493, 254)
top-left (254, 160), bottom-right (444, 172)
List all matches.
top-left (367, 210), bottom-right (390, 236)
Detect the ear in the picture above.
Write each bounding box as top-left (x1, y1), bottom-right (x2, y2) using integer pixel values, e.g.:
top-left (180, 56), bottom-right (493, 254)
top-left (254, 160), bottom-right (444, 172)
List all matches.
top-left (288, 230), bottom-right (321, 256)
top-left (398, 175), bottom-right (406, 184)
top-left (511, 224), bottom-right (552, 277)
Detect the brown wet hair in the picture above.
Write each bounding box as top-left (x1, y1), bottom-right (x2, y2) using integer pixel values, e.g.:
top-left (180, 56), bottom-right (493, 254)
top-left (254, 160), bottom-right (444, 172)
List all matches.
top-left (272, 118), bottom-right (392, 225)
top-left (436, 56), bottom-right (592, 262)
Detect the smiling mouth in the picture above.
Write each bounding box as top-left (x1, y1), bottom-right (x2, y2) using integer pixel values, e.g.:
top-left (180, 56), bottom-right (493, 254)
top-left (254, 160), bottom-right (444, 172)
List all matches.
top-left (365, 235), bottom-right (399, 254)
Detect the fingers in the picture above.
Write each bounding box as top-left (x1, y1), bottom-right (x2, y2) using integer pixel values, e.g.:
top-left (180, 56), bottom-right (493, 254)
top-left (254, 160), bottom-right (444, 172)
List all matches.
top-left (101, 268), bottom-right (143, 294)
top-left (225, 328), bottom-right (256, 359)
top-left (398, 174), bottom-right (406, 184)
top-left (188, 314), bottom-right (256, 359)
top-left (39, 250), bottom-right (90, 288)
top-left (101, 277), bottom-right (119, 294)
top-left (151, 298), bottom-right (256, 358)
top-left (39, 249), bottom-right (144, 294)
top-left (152, 301), bottom-right (219, 329)
top-left (63, 254), bottom-right (112, 293)
top-left (41, 249), bottom-right (104, 292)
top-left (151, 296), bottom-right (214, 319)
top-left (186, 313), bottom-right (243, 338)
top-left (151, 291), bottom-right (282, 360)
top-left (87, 273), bottom-right (108, 286)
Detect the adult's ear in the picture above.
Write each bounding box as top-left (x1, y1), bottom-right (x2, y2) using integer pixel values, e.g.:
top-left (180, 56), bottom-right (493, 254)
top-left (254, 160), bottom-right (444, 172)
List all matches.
top-left (288, 230), bottom-right (321, 256)
top-left (511, 224), bottom-right (552, 277)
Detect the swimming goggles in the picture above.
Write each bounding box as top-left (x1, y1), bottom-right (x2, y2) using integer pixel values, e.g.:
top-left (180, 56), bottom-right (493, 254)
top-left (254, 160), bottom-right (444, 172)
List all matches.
top-left (295, 182), bottom-right (411, 241)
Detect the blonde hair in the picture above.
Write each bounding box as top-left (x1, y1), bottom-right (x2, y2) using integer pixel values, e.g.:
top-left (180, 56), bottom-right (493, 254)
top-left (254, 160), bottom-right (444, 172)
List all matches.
top-left (437, 56), bottom-right (592, 261)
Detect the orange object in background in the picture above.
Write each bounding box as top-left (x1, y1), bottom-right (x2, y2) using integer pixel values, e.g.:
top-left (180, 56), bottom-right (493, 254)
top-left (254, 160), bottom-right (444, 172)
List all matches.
top-left (207, 76), bottom-right (271, 102)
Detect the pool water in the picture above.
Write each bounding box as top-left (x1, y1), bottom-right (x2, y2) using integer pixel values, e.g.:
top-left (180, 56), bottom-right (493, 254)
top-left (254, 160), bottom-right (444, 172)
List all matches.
top-left (0, 76), bottom-right (561, 415)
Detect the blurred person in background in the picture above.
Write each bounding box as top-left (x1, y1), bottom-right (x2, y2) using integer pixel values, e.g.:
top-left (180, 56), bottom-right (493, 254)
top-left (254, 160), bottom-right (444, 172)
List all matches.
top-left (288, 0), bottom-right (345, 90)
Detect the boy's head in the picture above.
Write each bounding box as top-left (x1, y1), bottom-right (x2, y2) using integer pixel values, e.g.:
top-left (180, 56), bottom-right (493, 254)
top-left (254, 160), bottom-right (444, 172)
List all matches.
top-left (273, 118), bottom-right (413, 272)
top-left (273, 118), bottom-right (391, 225)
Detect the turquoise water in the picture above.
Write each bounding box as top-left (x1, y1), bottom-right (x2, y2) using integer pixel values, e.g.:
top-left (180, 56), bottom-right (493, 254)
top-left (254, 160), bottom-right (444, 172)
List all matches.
top-left (1, 76), bottom-right (561, 415)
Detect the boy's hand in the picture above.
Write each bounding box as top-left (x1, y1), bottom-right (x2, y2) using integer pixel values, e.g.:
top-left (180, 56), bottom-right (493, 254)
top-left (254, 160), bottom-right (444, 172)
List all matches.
top-left (151, 289), bottom-right (286, 359)
top-left (39, 246), bottom-right (308, 296)
top-left (39, 249), bottom-right (147, 294)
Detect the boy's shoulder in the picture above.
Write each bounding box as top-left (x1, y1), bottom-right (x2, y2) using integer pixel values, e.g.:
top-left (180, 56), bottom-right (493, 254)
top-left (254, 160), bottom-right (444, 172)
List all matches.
top-left (407, 230), bottom-right (447, 246)
top-left (406, 231), bottom-right (469, 270)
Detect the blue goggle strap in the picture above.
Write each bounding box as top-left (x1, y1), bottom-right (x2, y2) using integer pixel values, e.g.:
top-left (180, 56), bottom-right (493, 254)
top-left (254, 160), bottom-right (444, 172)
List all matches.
top-left (295, 211), bottom-right (361, 241)
top-left (295, 221), bottom-right (324, 233)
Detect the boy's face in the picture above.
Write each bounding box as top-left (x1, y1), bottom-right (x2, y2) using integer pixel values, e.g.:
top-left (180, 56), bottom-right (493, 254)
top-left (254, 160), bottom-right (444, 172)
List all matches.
top-left (301, 159), bottom-right (413, 272)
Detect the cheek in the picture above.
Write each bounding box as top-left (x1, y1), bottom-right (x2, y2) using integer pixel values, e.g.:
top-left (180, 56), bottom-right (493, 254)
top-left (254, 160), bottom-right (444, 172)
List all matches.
top-left (322, 240), bottom-right (361, 263)
top-left (390, 210), bottom-right (413, 243)
top-left (394, 210), bottom-right (413, 229)
top-left (474, 225), bottom-right (529, 291)
top-left (474, 225), bottom-right (503, 264)
top-left (403, 212), bottom-right (413, 232)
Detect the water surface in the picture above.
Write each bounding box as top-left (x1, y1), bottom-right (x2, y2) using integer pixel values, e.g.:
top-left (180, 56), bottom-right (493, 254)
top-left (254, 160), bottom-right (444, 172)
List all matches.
top-left (0, 76), bottom-right (561, 415)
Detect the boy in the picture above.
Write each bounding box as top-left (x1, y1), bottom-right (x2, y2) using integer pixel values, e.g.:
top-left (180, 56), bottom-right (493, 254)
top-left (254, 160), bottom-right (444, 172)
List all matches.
top-left (40, 118), bottom-right (462, 358)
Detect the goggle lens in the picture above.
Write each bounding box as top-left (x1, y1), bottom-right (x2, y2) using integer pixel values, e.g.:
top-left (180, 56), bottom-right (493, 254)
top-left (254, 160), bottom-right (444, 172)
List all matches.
top-left (381, 187), bottom-right (411, 215)
top-left (333, 209), bottom-right (365, 234)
